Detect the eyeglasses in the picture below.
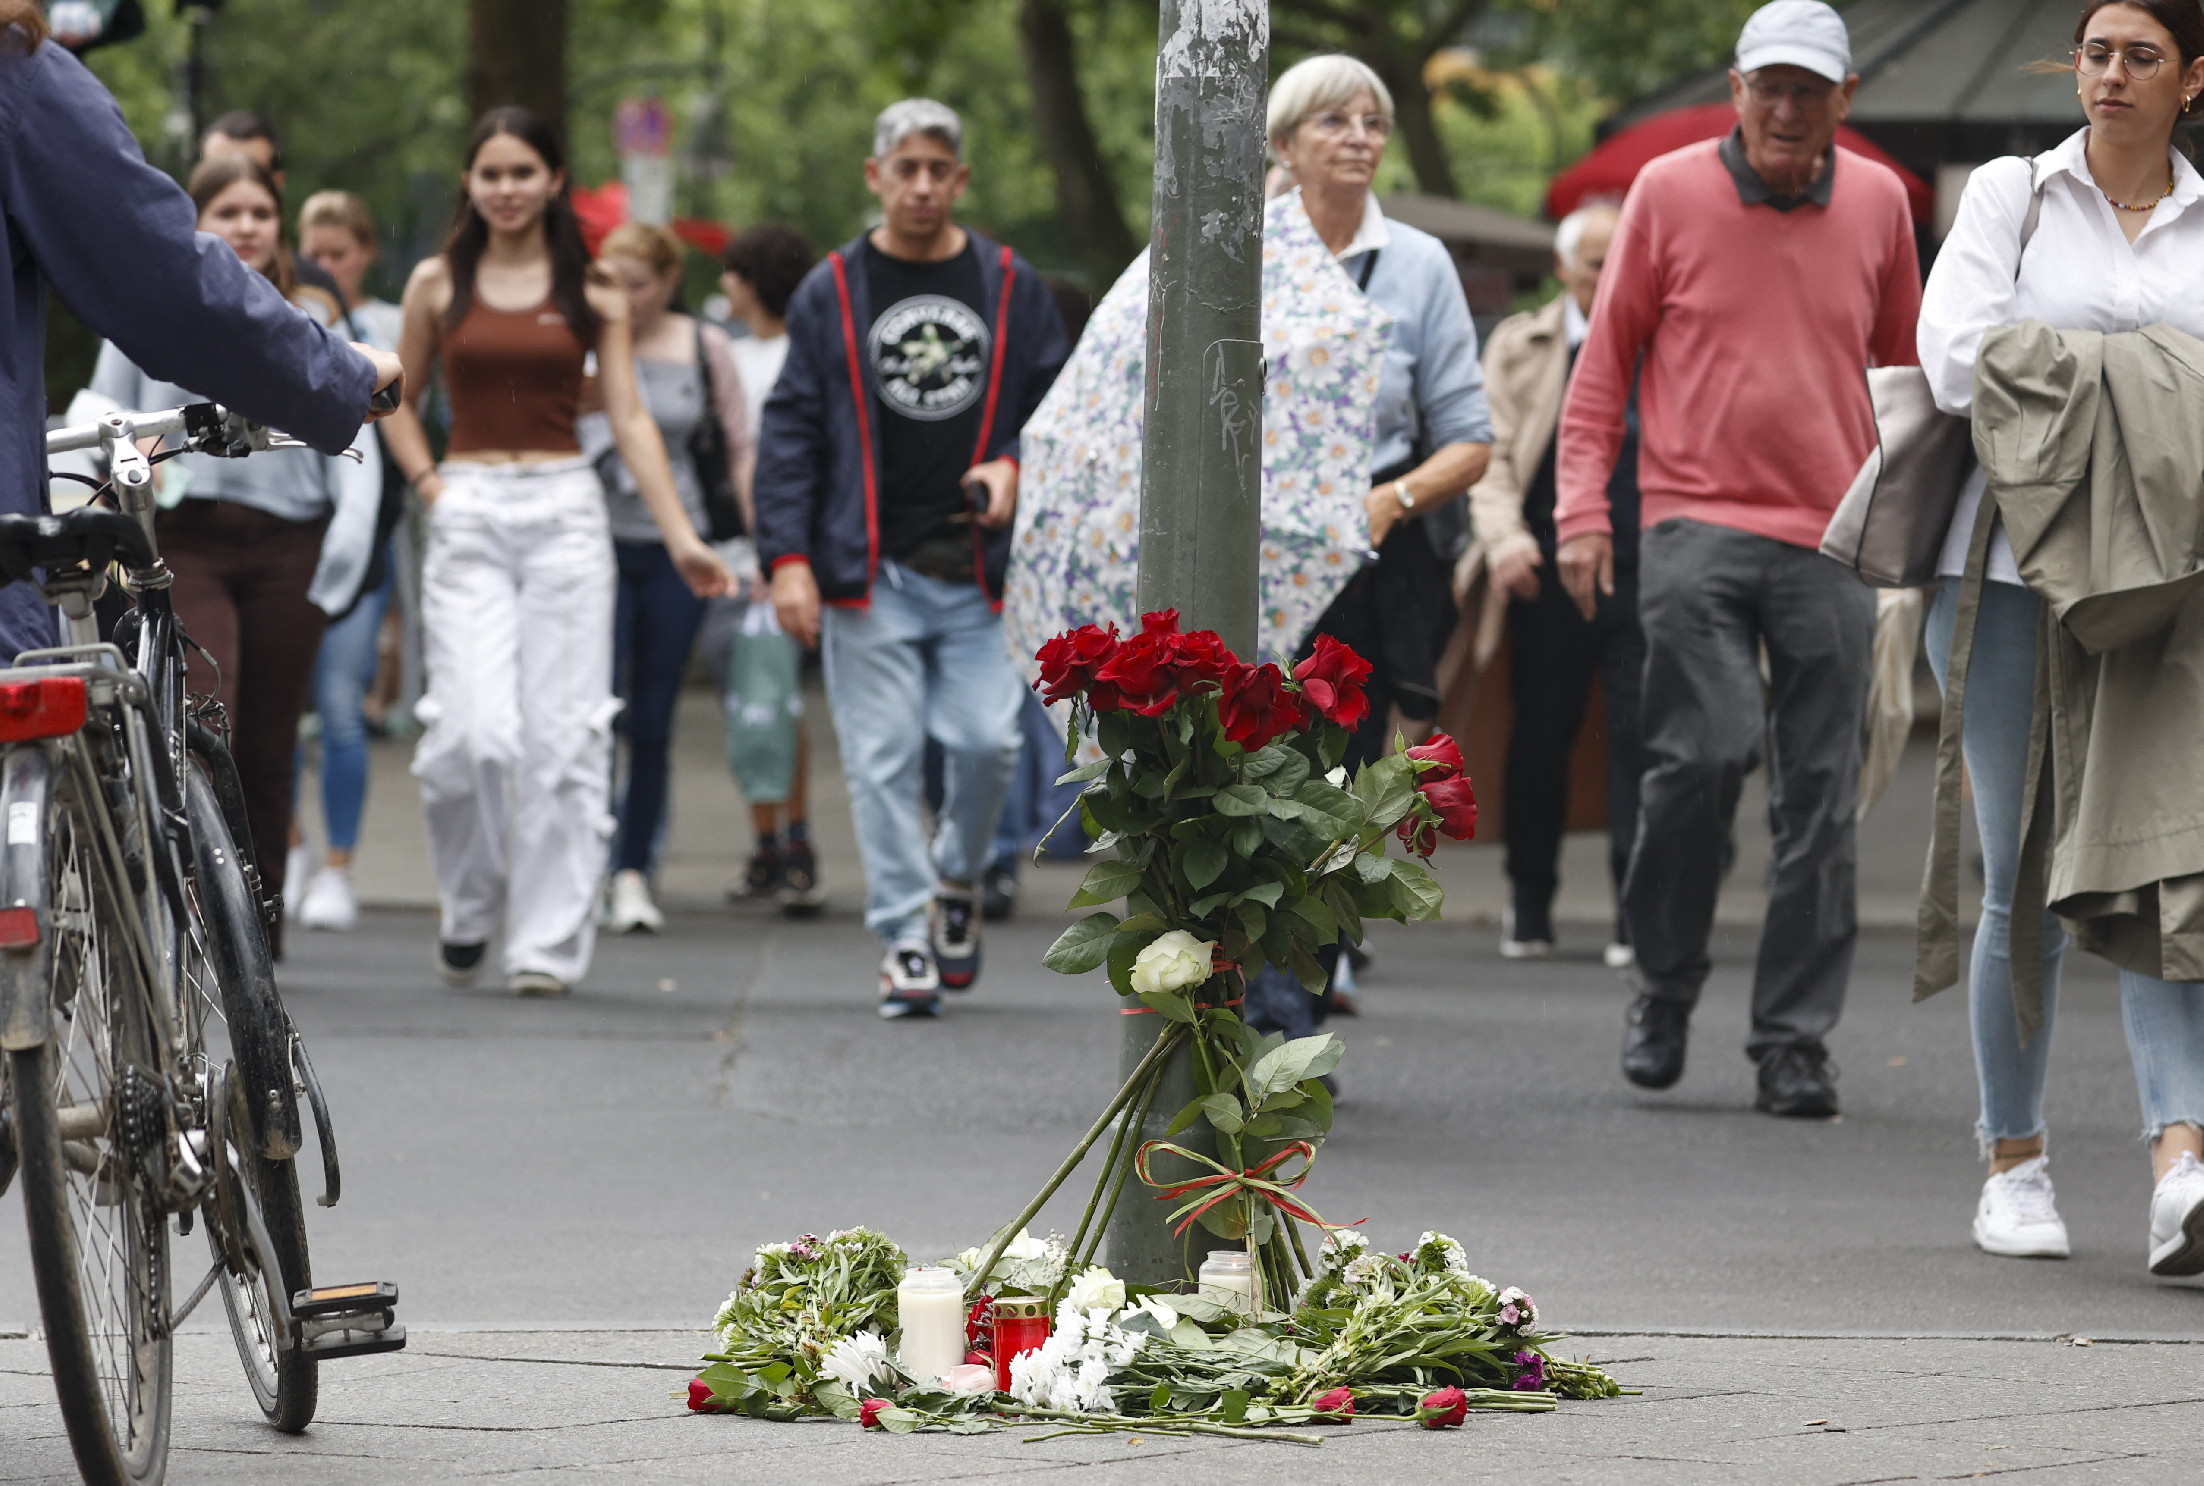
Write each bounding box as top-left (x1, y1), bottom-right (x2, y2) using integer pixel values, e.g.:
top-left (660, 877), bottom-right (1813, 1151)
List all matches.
top-left (1741, 75), bottom-right (1839, 108)
top-left (2075, 43), bottom-right (2167, 79)
top-left (1304, 110), bottom-right (1393, 140)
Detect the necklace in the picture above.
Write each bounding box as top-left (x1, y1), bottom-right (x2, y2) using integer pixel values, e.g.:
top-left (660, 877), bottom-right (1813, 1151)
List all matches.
top-left (2104, 174), bottom-right (2176, 212)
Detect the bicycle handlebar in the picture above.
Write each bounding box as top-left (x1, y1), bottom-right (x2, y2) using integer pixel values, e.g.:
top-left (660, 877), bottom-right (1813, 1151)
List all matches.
top-left (44, 406), bottom-right (191, 455)
top-left (43, 403), bottom-right (322, 461)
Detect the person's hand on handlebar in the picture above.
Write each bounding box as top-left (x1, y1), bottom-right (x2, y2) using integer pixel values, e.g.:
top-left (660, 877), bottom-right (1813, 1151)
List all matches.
top-left (352, 343), bottom-right (404, 420)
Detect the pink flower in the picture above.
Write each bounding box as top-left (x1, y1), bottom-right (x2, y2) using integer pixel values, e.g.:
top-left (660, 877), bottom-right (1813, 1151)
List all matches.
top-left (859, 1397), bottom-right (892, 1429)
top-left (1416, 1386), bottom-right (1468, 1429)
top-left (1312, 1386), bottom-right (1355, 1420)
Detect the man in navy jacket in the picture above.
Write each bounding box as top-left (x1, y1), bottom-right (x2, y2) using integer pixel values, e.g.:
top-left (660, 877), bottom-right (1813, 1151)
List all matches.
top-left (756, 98), bottom-right (1068, 1018)
top-left (0, 13), bottom-right (395, 660)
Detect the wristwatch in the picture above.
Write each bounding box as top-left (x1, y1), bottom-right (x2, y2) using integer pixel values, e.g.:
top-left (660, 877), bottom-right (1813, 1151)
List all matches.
top-left (1393, 478), bottom-right (1416, 513)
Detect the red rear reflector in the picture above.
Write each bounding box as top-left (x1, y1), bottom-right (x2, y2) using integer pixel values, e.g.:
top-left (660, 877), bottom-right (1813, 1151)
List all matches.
top-left (0, 677), bottom-right (86, 741)
top-left (0, 905), bottom-right (39, 947)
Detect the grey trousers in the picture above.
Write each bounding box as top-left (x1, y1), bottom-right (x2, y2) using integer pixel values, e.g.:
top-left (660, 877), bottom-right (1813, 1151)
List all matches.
top-left (1624, 520), bottom-right (1875, 1059)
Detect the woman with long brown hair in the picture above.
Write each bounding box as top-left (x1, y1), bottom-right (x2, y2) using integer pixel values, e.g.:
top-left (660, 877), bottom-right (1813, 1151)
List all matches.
top-left (1918, 0), bottom-right (2204, 1271)
top-left (88, 154), bottom-right (386, 951)
top-left (379, 107), bottom-right (731, 997)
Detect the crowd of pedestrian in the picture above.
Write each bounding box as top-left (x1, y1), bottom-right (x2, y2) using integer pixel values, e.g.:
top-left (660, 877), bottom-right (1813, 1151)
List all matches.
top-left (23, 0), bottom-right (2204, 1283)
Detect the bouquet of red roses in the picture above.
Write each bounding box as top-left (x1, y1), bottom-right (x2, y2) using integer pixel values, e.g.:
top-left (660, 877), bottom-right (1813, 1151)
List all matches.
top-left (1035, 609), bottom-right (1472, 1003)
top-left (961, 612), bottom-right (1474, 1312)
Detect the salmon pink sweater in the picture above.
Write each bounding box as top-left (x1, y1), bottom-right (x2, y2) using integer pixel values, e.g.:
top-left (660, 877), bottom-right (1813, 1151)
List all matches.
top-left (1554, 139), bottom-right (1921, 551)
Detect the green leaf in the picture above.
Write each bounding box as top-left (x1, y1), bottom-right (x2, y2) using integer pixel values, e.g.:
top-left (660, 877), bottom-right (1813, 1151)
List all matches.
top-left (1114, 912), bottom-right (1167, 934)
top-left (811, 1378), bottom-right (861, 1419)
top-left (1350, 751), bottom-right (1418, 825)
top-left (1214, 783), bottom-right (1270, 817)
top-left (1289, 894), bottom-right (1339, 940)
top-left (1243, 1111), bottom-right (1283, 1139)
top-left (1234, 901), bottom-right (1267, 944)
top-left (946, 1417), bottom-right (992, 1434)
top-left (1138, 990), bottom-right (1197, 1023)
top-left (1068, 857), bottom-right (1147, 908)
top-left (877, 1405), bottom-right (924, 1433)
top-left (1241, 743), bottom-right (1293, 780)
top-left (1245, 1033), bottom-right (1338, 1101)
top-left (1235, 880), bottom-right (1283, 909)
top-left (1107, 928), bottom-right (1162, 996)
top-left (1295, 779), bottom-right (1365, 836)
top-left (1389, 857), bottom-right (1445, 921)
top-left (1231, 818), bottom-right (1264, 856)
top-left (1163, 1095), bottom-right (1210, 1138)
top-left (1041, 912), bottom-right (1120, 974)
top-left (1188, 890), bottom-right (1234, 918)
top-left (1201, 1092), bottom-right (1246, 1134)
top-left (1151, 1382), bottom-right (1173, 1410)
top-left (1221, 1389), bottom-right (1251, 1425)
top-left (1288, 942), bottom-right (1328, 992)
top-left (1054, 757), bottom-right (1112, 786)
top-left (1183, 838), bottom-right (1228, 891)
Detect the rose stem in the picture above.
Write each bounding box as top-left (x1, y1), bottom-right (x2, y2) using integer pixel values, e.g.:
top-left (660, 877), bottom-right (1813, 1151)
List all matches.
top-left (1071, 1055), bottom-right (1165, 1282)
top-left (965, 1023), bottom-right (1186, 1299)
top-left (1049, 1060), bottom-right (1157, 1311)
top-left (1283, 1213), bottom-right (1314, 1279)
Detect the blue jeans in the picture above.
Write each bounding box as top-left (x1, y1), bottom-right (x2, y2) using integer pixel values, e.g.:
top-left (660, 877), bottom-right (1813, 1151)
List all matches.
top-left (983, 690), bottom-right (1088, 872)
top-left (821, 561), bottom-right (1021, 945)
top-left (1929, 578), bottom-right (2204, 1145)
top-left (612, 540), bottom-right (707, 875)
top-left (310, 560), bottom-right (393, 854)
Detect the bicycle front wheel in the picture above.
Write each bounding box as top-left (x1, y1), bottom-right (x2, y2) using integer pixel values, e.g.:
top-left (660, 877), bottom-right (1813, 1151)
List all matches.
top-left (9, 783), bottom-right (173, 1486)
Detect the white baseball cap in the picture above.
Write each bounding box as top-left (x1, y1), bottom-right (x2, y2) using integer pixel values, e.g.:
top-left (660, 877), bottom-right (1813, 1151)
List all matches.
top-left (1735, 0), bottom-right (1853, 84)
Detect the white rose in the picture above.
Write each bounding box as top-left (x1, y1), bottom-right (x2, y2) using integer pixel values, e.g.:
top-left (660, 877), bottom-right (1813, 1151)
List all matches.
top-left (1129, 930), bottom-right (1215, 997)
top-left (1064, 1264), bottom-right (1126, 1315)
top-left (1003, 1229), bottom-right (1050, 1262)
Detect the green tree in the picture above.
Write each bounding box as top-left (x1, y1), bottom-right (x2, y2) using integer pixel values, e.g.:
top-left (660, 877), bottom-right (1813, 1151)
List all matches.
top-left (1509, 0), bottom-right (1764, 103)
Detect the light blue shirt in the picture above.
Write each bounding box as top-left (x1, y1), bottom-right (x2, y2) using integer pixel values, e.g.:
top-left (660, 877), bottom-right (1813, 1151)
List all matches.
top-left (1334, 196), bottom-right (1494, 472)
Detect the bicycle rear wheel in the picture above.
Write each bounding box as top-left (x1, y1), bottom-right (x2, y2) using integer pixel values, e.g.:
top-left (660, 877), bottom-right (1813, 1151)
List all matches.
top-left (9, 784), bottom-right (172, 1486)
top-left (182, 762), bottom-right (316, 1431)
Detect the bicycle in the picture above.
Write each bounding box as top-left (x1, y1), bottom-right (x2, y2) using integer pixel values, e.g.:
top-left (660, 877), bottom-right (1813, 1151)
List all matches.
top-left (0, 402), bottom-right (404, 1486)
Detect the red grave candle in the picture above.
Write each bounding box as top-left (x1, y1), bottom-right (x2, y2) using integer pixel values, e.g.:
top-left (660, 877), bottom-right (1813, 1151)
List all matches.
top-left (990, 1296), bottom-right (1050, 1393)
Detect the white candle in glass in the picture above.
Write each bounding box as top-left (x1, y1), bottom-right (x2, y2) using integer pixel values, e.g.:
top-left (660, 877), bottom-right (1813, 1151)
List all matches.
top-left (896, 1267), bottom-right (967, 1382)
top-left (1198, 1250), bottom-right (1255, 1314)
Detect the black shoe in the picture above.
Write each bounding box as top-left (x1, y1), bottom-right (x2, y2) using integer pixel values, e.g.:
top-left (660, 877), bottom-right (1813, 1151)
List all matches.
top-left (933, 888), bottom-right (981, 989)
top-left (1755, 1045), bottom-right (1839, 1118)
top-left (0, 1105), bottom-right (15, 1199)
top-left (436, 940), bottom-right (488, 987)
top-left (777, 840), bottom-right (825, 916)
top-left (981, 862), bottom-right (1018, 922)
top-left (1622, 993), bottom-right (1690, 1089)
top-left (739, 845), bottom-right (782, 901)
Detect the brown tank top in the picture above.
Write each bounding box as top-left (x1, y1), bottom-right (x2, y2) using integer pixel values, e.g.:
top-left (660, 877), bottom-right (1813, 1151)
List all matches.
top-left (443, 296), bottom-right (588, 455)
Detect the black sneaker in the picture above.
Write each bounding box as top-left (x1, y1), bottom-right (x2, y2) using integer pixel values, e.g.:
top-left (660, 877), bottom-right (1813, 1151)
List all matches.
top-left (933, 888), bottom-right (981, 989)
top-left (981, 862), bottom-right (1018, 922)
top-left (1621, 992), bottom-right (1689, 1089)
top-left (437, 940), bottom-right (488, 987)
top-left (778, 839), bottom-right (825, 916)
top-left (879, 942), bottom-right (942, 1019)
top-left (1755, 1045), bottom-right (1839, 1118)
top-left (738, 844), bottom-right (782, 901)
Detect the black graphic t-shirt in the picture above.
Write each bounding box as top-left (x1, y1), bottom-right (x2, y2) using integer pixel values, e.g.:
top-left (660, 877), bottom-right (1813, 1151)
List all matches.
top-left (864, 239), bottom-right (992, 569)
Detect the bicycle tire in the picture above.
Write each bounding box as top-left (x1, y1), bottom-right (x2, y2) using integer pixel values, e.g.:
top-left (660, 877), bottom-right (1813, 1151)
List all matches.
top-left (9, 782), bottom-right (172, 1486)
top-left (182, 763), bottom-right (316, 1432)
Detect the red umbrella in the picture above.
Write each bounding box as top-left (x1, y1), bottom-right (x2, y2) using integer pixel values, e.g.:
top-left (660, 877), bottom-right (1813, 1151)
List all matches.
top-left (567, 180), bottom-right (733, 259)
top-left (1546, 102), bottom-right (1933, 224)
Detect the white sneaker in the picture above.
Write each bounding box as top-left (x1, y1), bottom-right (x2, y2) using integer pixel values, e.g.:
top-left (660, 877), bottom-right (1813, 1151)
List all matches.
top-left (1973, 1156), bottom-right (2070, 1259)
top-left (1498, 910), bottom-right (1553, 960)
top-left (605, 870), bottom-right (664, 934)
top-left (297, 866), bottom-right (358, 932)
top-left (1604, 942), bottom-right (1637, 970)
top-left (2148, 1150), bottom-right (2204, 1276)
top-left (284, 841), bottom-right (315, 921)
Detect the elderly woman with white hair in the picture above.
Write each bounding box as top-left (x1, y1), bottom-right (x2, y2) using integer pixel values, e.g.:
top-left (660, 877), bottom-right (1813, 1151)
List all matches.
top-left (1268, 53), bottom-right (1494, 767)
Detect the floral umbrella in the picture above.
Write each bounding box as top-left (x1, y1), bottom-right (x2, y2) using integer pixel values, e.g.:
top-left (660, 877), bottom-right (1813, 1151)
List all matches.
top-left (1003, 191), bottom-right (1394, 714)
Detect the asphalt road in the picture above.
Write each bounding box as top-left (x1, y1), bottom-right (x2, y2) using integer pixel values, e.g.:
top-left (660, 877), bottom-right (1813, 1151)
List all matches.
top-left (6, 896), bottom-right (2192, 1340)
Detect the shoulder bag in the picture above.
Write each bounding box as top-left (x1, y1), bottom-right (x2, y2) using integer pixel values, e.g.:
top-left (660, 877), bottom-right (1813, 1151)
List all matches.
top-left (690, 321), bottom-right (747, 542)
top-left (1820, 167), bottom-right (2045, 587)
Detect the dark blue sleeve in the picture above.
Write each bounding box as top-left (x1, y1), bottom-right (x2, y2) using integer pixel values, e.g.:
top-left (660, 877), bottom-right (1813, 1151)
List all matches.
top-left (752, 266), bottom-right (837, 572)
top-left (2, 44), bottom-right (372, 455)
top-left (993, 261), bottom-right (1070, 466)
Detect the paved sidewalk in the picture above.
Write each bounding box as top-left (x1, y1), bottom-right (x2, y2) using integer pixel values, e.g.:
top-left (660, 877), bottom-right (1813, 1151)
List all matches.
top-left (4, 1329), bottom-right (2198, 1482)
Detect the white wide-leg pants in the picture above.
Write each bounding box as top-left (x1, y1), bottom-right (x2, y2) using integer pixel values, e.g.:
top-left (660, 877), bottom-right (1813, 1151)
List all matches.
top-left (412, 459), bottom-right (617, 984)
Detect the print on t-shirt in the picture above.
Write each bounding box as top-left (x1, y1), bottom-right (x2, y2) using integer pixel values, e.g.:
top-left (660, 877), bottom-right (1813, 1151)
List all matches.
top-left (868, 294), bottom-right (991, 422)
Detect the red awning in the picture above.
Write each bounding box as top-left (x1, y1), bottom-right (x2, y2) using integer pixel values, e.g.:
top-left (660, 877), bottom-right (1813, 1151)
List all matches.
top-left (1546, 102), bottom-right (1933, 224)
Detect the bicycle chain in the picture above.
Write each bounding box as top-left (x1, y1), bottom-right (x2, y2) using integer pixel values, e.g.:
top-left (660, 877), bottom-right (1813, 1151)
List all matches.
top-left (117, 1063), bottom-right (171, 1337)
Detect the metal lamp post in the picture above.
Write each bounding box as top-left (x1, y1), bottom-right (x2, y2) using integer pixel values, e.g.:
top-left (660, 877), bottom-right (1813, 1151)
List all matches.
top-left (1106, 0), bottom-right (1269, 1287)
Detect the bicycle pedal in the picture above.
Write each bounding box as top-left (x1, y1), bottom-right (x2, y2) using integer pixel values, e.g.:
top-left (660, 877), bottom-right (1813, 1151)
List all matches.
top-left (291, 1281), bottom-right (406, 1359)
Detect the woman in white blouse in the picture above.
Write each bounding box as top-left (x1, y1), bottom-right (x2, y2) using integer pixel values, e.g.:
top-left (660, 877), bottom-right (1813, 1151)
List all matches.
top-left (1917, 0), bottom-right (2204, 1275)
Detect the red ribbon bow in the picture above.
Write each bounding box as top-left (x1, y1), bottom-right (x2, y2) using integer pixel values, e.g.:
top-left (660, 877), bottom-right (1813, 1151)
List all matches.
top-left (1132, 1138), bottom-right (1334, 1237)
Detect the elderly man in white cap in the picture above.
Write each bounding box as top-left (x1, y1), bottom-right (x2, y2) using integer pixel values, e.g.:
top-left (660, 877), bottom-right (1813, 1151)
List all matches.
top-left (1552, 0), bottom-right (1922, 1117)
